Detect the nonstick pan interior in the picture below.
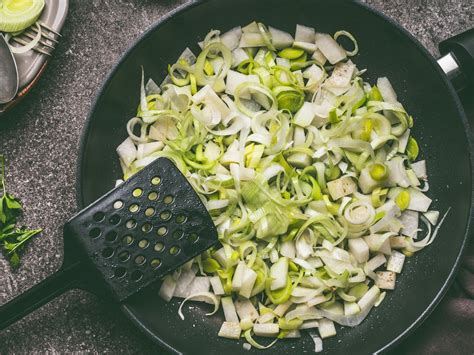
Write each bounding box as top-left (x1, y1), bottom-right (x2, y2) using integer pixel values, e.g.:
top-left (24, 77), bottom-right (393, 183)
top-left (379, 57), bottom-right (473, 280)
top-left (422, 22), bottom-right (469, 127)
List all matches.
top-left (78, 0), bottom-right (473, 353)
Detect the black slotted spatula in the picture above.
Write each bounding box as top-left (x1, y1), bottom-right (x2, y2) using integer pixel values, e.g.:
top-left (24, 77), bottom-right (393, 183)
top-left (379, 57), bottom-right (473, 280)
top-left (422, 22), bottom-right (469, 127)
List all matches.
top-left (0, 157), bottom-right (219, 329)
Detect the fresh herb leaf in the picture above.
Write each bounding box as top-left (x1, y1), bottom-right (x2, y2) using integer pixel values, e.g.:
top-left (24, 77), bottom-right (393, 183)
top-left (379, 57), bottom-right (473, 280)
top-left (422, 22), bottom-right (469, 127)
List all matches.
top-left (0, 155), bottom-right (42, 268)
top-left (9, 252), bottom-right (20, 268)
top-left (5, 194), bottom-right (22, 210)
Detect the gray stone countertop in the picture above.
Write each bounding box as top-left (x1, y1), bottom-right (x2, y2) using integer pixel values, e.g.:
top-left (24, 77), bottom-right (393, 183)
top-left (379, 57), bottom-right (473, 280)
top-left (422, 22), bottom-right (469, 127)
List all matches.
top-left (0, 0), bottom-right (472, 353)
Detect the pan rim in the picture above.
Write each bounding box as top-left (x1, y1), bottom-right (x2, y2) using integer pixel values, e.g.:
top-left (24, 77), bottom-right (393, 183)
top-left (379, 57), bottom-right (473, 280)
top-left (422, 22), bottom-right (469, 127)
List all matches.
top-left (76, 0), bottom-right (474, 353)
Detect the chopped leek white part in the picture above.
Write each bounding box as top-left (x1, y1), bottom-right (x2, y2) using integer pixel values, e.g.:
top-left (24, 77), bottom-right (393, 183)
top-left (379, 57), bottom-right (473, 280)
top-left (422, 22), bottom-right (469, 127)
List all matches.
top-left (253, 323), bottom-right (279, 337)
top-left (375, 271), bottom-right (396, 290)
top-left (232, 261), bottom-right (247, 291)
top-left (424, 210), bottom-right (440, 225)
top-left (285, 304), bottom-right (321, 321)
top-left (294, 102), bottom-right (316, 127)
top-left (242, 21), bottom-right (259, 33)
top-left (400, 210), bottom-right (419, 239)
top-left (225, 70), bottom-right (259, 98)
top-left (327, 176), bottom-right (357, 200)
top-left (308, 330), bottom-right (324, 352)
top-left (218, 322), bottom-right (242, 339)
top-left (411, 160), bottom-right (427, 180)
top-left (300, 320), bottom-right (319, 329)
top-left (222, 296), bottom-right (239, 323)
top-left (187, 276), bottom-right (211, 301)
top-left (268, 26), bottom-right (294, 49)
top-left (159, 274), bottom-right (178, 302)
top-left (374, 291), bottom-right (387, 307)
top-left (357, 285), bottom-right (381, 310)
top-left (325, 61), bottom-right (355, 89)
top-left (293, 41), bottom-right (317, 53)
top-left (239, 266), bottom-right (258, 298)
top-left (210, 275), bottom-right (225, 295)
top-left (235, 298), bottom-right (259, 321)
top-left (312, 48), bottom-right (327, 65)
top-left (377, 77), bottom-right (398, 103)
top-left (315, 33), bottom-right (347, 64)
top-left (116, 137), bottom-right (137, 168)
top-left (318, 319), bottom-right (336, 339)
top-left (295, 24), bottom-right (316, 43)
top-left (173, 269), bottom-right (196, 298)
top-left (348, 238), bottom-right (370, 263)
top-left (221, 26), bottom-right (242, 51)
top-left (274, 300), bottom-right (293, 317)
top-left (406, 188), bottom-right (432, 212)
top-left (282, 330), bottom-right (301, 338)
top-left (344, 302), bottom-right (361, 316)
top-left (269, 257), bottom-right (288, 291)
top-left (387, 251), bottom-right (405, 273)
top-left (232, 48), bottom-right (250, 67)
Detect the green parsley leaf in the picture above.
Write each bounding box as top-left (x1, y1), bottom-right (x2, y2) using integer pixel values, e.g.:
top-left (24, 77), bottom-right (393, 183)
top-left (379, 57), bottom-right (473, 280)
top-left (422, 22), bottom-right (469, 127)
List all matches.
top-left (0, 155), bottom-right (42, 268)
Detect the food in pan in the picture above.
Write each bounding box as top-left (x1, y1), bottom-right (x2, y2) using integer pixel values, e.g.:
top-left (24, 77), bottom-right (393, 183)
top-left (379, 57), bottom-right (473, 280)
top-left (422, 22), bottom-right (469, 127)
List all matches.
top-left (115, 21), bottom-right (449, 350)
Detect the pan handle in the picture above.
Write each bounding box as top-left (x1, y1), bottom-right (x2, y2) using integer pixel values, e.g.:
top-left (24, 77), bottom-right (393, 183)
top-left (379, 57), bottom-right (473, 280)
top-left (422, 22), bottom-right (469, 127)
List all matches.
top-left (438, 28), bottom-right (474, 92)
top-left (0, 262), bottom-right (81, 330)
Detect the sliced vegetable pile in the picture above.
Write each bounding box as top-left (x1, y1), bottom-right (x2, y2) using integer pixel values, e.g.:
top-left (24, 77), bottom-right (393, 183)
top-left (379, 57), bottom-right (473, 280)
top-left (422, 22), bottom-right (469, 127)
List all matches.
top-left (116, 22), bottom-right (449, 350)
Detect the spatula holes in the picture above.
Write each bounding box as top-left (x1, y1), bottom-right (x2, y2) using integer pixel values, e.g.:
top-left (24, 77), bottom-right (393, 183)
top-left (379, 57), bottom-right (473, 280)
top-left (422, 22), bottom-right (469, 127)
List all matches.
top-left (102, 247), bottom-right (114, 258)
top-left (105, 231), bottom-right (118, 242)
top-left (122, 235), bottom-right (134, 246)
top-left (170, 246), bottom-right (181, 255)
top-left (132, 188), bottom-right (143, 197)
top-left (113, 200), bottom-right (124, 209)
top-left (126, 219), bottom-right (137, 229)
top-left (89, 228), bottom-right (101, 239)
top-left (141, 223), bottom-right (152, 233)
top-left (151, 258), bottom-right (161, 269)
top-left (176, 214), bottom-right (186, 224)
top-left (160, 210), bottom-right (171, 221)
top-left (148, 191), bottom-right (158, 201)
top-left (163, 195), bottom-right (174, 204)
top-left (129, 203), bottom-right (140, 213)
top-left (131, 270), bottom-right (143, 282)
top-left (93, 212), bottom-right (105, 222)
top-left (172, 230), bottom-right (184, 240)
top-left (188, 233), bottom-right (199, 244)
top-left (109, 214), bottom-right (121, 225)
top-left (157, 226), bottom-right (167, 237)
top-left (118, 251), bottom-right (130, 262)
top-left (114, 267), bottom-right (126, 278)
top-left (145, 207), bottom-right (155, 217)
top-left (134, 255), bottom-right (146, 266)
top-left (154, 242), bottom-right (164, 252)
top-left (151, 176), bottom-right (161, 185)
top-left (138, 239), bottom-right (149, 249)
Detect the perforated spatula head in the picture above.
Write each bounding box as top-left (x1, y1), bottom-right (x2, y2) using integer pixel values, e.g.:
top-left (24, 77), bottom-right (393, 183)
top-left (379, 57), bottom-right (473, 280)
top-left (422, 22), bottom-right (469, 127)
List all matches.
top-left (64, 157), bottom-right (218, 301)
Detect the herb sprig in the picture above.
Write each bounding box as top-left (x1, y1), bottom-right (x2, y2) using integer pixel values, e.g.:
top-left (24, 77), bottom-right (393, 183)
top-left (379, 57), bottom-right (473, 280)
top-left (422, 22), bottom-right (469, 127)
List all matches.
top-left (0, 155), bottom-right (42, 268)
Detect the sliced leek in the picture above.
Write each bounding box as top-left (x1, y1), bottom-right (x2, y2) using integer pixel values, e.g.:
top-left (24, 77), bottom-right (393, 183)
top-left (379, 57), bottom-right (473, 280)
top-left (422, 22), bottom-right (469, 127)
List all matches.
top-left (120, 20), bottom-right (448, 351)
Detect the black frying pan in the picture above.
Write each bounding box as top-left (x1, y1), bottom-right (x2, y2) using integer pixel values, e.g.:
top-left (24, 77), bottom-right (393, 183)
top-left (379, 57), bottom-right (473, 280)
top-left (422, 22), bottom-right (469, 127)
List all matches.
top-left (3, 0), bottom-right (474, 354)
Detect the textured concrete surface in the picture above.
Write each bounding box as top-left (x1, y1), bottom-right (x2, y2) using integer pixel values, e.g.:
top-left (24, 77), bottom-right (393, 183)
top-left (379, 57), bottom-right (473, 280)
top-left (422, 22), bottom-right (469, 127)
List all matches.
top-left (0, 0), bottom-right (472, 353)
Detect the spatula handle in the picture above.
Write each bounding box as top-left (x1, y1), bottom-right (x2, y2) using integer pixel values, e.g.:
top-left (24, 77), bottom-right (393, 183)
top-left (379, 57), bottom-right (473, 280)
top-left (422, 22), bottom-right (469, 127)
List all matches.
top-left (0, 262), bottom-right (81, 330)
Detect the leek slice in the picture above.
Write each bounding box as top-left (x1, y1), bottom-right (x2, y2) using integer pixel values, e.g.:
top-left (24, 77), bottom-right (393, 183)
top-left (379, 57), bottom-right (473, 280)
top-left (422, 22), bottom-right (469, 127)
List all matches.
top-left (0, 0), bottom-right (44, 33)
